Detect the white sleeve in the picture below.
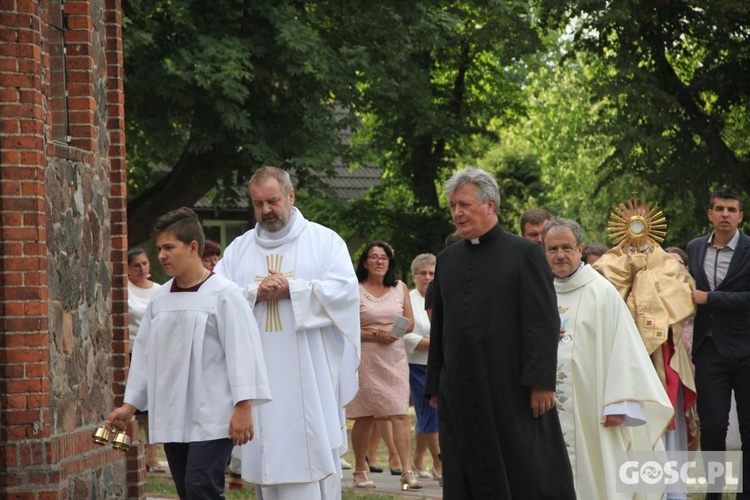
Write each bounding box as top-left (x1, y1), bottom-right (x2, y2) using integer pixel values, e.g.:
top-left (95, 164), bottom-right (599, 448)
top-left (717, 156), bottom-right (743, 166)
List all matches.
top-left (402, 333), bottom-right (421, 354)
top-left (287, 235), bottom-right (358, 332)
top-left (603, 400), bottom-right (647, 427)
top-left (214, 236), bottom-right (260, 310)
top-left (123, 303), bottom-right (151, 411)
top-left (216, 287), bottom-right (272, 406)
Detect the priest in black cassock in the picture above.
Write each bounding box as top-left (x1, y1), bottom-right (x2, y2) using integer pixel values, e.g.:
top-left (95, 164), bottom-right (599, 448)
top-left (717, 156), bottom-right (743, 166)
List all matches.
top-left (424, 167), bottom-right (575, 499)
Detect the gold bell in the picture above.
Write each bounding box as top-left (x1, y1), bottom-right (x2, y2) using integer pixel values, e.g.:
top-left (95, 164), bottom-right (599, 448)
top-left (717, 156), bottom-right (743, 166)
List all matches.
top-left (92, 426), bottom-right (112, 446)
top-left (111, 430), bottom-right (131, 451)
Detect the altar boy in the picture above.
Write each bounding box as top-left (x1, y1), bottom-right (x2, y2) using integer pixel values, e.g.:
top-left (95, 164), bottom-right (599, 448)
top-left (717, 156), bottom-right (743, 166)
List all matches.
top-left (108, 207), bottom-right (271, 499)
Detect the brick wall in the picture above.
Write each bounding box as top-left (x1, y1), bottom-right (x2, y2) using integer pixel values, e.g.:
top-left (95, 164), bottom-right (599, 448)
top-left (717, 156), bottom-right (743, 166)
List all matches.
top-left (0, 0), bottom-right (141, 497)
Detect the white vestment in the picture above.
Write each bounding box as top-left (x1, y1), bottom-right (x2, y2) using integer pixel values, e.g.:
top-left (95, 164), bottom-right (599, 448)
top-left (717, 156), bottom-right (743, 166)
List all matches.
top-left (555, 265), bottom-right (673, 499)
top-left (215, 208), bottom-right (360, 492)
top-left (125, 274), bottom-right (271, 443)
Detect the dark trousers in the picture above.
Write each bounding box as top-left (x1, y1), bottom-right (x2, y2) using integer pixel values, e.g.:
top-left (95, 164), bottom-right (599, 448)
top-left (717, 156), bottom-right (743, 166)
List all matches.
top-left (439, 395), bottom-right (477, 500)
top-left (163, 438), bottom-right (234, 500)
top-left (694, 338), bottom-right (750, 499)
top-left (437, 392), bottom-right (513, 500)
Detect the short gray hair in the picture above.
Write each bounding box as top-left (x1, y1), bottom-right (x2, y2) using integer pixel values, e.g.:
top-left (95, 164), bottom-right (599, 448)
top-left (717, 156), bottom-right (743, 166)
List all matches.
top-left (249, 166), bottom-right (294, 194)
top-left (541, 217), bottom-right (584, 246)
top-left (410, 253), bottom-right (436, 275)
top-left (444, 167), bottom-right (500, 211)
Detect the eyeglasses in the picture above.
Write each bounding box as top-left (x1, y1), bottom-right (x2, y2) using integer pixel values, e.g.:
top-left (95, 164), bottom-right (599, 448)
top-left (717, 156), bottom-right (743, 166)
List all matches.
top-left (368, 255), bottom-right (389, 262)
top-left (415, 271), bottom-right (434, 277)
top-left (546, 247), bottom-right (577, 255)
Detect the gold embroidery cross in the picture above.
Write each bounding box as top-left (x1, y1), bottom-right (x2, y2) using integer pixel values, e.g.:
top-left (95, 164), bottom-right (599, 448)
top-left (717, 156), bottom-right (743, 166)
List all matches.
top-left (255, 254), bottom-right (294, 332)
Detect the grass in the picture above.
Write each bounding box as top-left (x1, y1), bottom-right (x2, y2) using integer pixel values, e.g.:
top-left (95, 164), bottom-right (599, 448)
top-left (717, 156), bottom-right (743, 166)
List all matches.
top-left (147, 475), bottom-right (398, 499)
top-left (343, 493), bottom-right (400, 500)
top-left (146, 476), bottom-right (252, 499)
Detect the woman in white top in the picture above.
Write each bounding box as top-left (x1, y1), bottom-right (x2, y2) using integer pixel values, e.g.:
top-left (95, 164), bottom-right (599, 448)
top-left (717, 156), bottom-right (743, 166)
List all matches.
top-left (127, 248), bottom-right (163, 472)
top-left (403, 253), bottom-right (442, 480)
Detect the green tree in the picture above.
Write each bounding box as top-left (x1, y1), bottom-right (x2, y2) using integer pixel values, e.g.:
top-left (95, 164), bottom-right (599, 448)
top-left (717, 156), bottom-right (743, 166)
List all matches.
top-left (478, 40), bottom-right (704, 247)
top-left (341, 1), bottom-right (543, 210)
top-left (483, 50), bottom-right (624, 238)
top-left (125, 1), bottom-right (548, 254)
top-left (536, 0), bottom-right (750, 243)
top-left (309, 1), bottom-right (547, 256)
top-left (124, 0), bottom-right (361, 244)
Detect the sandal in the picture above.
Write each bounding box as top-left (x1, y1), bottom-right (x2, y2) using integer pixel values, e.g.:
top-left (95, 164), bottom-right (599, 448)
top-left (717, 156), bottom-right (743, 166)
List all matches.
top-left (413, 460), bottom-right (432, 479)
top-left (353, 470), bottom-right (376, 489)
top-left (400, 471), bottom-right (423, 490)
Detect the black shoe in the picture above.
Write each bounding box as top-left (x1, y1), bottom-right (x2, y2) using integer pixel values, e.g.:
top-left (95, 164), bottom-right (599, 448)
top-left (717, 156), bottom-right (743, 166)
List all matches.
top-left (389, 457), bottom-right (402, 475)
top-left (365, 456), bottom-right (383, 473)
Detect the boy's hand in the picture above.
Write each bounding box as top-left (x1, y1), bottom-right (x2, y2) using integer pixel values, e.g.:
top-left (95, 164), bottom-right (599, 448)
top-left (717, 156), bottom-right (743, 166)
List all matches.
top-left (106, 404), bottom-right (137, 431)
top-left (229, 400), bottom-right (254, 445)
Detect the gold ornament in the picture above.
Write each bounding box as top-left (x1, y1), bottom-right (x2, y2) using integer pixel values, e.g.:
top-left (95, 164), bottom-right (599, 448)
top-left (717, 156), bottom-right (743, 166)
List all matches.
top-left (92, 425), bottom-right (112, 445)
top-left (607, 192), bottom-right (667, 252)
top-left (91, 424), bottom-right (131, 451)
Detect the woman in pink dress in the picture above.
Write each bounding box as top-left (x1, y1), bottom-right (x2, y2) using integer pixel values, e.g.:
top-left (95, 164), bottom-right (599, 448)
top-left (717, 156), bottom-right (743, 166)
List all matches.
top-left (346, 241), bottom-right (422, 490)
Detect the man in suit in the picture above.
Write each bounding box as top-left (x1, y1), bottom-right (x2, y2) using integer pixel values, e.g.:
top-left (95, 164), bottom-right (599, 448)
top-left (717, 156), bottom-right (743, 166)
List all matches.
top-left (687, 186), bottom-right (750, 499)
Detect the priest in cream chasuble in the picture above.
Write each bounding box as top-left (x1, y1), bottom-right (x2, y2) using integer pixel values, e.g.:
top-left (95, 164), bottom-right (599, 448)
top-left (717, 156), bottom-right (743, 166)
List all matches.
top-left (545, 218), bottom-right (673, 500)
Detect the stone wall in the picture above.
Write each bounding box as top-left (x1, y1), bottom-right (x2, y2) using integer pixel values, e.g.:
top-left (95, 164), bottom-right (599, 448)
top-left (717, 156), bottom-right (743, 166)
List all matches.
top-left (0, 0), bottom-right (139, 497)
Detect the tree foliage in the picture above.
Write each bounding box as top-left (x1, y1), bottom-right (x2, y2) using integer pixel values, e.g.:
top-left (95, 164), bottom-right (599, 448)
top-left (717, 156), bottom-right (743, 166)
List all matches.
top-left (476, 51), bottom-right (629, 243)
top-left (300, 181), bottom-right (453, 280)
top-left (337, 1), bottom-right (543, 212)
top-left (124, 0), bottom-right (361, 243)
top-left (309, 1), bottom-right (547, 257)
top-left (125, 0), bottom-right (546, 252)
top-left (123, 0), bottom-right (750, 250)
top-left (535, 0), bottom-right (750, 244)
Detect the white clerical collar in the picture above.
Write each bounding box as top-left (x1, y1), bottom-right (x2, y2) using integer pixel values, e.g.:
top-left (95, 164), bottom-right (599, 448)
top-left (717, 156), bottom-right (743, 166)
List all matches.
top-left (466, 224), bottom-right (502, 245)
top-left (554, 262), bottom-right (585, 283)
top-left (255, 207), bottom-right (308, 248)
top-left (258, 208), bottom-right (297, 241)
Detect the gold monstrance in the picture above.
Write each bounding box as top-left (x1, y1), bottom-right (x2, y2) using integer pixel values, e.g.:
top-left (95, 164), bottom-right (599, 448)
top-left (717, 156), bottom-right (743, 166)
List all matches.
top-left (607, 192), bottom-right (667, 252)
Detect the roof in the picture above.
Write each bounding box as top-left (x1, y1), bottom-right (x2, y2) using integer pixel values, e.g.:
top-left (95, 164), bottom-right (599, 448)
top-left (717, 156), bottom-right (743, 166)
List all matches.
top-left (191, 165), bottom-right (383, 211)
top-left (312, 165), bottom-right (383, 200)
